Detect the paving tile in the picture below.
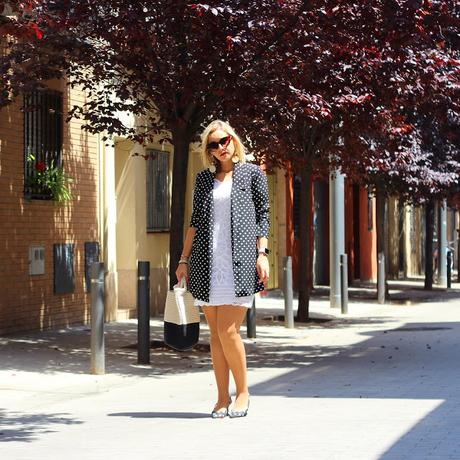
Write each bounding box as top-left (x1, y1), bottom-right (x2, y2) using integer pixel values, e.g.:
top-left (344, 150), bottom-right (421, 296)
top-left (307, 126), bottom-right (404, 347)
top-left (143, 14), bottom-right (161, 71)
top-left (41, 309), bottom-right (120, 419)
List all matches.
top-left (1, 281), bottom-right (460, 460)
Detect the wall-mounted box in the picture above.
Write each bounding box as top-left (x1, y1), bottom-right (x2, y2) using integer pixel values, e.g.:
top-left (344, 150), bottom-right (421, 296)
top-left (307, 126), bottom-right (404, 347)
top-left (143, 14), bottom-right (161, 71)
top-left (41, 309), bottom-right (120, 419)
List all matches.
top-left (29, 246), bottom-right (45, 275)
top-left (54, 243), bottom-right (75, 294)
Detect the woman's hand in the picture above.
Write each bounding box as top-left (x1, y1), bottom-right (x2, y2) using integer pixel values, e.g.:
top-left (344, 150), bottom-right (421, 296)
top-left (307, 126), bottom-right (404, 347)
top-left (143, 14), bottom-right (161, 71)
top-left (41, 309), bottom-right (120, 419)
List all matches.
top-left (256, 255), bottom-right (270, 288)
top-left (175, 263), bottom-right (189, 284)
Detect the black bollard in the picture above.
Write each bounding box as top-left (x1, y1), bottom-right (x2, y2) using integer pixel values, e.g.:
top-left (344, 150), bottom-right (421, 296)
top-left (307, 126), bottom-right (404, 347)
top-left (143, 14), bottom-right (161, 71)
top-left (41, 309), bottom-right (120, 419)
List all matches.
top-left (137, 261), bottom-right (150, 364)
top-left (246, 297), bottom-right (256, 338)
top-left (340, 254), bottom-right (349, 314)
top-left (447, 251), bottom-right (452, 289)
top-left (90, 262), bottom-right (105, 375)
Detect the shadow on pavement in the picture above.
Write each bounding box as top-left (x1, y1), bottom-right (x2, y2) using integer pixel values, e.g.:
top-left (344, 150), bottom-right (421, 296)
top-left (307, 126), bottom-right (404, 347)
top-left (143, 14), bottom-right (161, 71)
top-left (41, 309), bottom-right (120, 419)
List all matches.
top-left (308, 282), bottom-right (460, 304)
top-left (1, 280), bottom-right (459, 455)
top-left (0, 315), bottom-right (397, 377)
top-left (107, 411), bottom-right (209, 419)
top-left (0, 409), bottom-right (83, 443)
top-left (248, 320), bottom-right (460, 459)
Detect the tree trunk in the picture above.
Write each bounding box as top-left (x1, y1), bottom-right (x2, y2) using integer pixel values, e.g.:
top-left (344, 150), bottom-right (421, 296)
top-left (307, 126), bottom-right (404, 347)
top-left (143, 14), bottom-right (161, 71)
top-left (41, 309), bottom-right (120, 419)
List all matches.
top-left (169, 125), bottom-right (192, 289)
top-left (424, 199), bottom-right (435, 290)
top-left (297, 164), bottom-right (312, 322)
top-left (376, 187), bottom-right (389, 298)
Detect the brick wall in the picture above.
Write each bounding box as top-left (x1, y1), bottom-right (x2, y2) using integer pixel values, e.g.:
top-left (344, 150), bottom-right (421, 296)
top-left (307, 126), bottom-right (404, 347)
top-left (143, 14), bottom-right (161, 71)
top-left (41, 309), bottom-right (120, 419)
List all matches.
top-left (0, 80), bottom-right (100, 335)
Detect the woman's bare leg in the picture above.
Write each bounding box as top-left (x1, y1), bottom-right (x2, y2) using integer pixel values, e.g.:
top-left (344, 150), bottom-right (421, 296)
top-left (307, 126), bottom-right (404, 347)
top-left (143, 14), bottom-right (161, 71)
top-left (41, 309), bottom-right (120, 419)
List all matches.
top-left (202, 306), bottom-right (231, 413)
top-left (216, 306), bottom-right (250, 411)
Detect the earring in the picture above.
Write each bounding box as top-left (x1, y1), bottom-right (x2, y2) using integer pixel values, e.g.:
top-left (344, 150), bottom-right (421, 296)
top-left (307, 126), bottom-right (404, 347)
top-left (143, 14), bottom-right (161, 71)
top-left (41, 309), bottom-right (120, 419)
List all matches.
top-left (209, 158), bottom-right (217, 173)
top-left (232, 155), bottom-right (239, 164)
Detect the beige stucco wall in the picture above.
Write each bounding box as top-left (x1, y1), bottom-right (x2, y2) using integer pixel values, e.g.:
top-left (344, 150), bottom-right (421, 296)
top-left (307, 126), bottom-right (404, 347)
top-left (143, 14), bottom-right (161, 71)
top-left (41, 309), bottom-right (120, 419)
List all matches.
top-left (113, 138), bottom-right (287, 315)
top-left (114, 139), bottom-right (203, 316)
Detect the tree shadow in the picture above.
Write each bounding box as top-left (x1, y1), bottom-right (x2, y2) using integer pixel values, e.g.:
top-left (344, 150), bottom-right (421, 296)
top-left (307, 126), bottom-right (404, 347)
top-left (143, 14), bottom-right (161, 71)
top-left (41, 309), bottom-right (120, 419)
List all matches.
top-left (0, 315), bottom-right (398, 378)
top-left (246, 320), bottom-right (460, 458)
top-left (263, 280), bottom-right (460, 305)
top-left (310, 282), bottom-right (460, 304)
top-left (0, 409), bottom-right (83, 443)
top-left (107, 411), bottom-right (209, 420)
top-left (1, 316), bottom-right (460, 455)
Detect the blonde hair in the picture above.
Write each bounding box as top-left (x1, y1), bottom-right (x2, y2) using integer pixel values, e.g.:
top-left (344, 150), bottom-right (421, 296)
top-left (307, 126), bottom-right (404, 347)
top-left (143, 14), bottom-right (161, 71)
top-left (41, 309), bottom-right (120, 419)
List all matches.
top-left (200, 120), bottom-right (246, 168)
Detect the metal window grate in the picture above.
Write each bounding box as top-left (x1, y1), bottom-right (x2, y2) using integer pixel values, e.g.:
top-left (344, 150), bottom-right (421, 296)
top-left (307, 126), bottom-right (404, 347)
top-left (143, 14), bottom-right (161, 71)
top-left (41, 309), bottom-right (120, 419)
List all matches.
top-left (146, 150), bottom-right (170, 231)
top-left (23, 89), bottom-right (63, 199)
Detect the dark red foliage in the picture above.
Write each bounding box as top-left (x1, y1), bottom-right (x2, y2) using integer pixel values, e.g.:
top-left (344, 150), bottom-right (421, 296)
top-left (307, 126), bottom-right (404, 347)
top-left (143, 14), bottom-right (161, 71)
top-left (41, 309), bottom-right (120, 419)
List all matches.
top-left (1, 0), bottom-right (315, 289)
top-left (1, 2), bottom-right (458, 216)
top-left (1, 1), bottom-right (311, 143)
top-left (226, 1), bottom-right (460, 203)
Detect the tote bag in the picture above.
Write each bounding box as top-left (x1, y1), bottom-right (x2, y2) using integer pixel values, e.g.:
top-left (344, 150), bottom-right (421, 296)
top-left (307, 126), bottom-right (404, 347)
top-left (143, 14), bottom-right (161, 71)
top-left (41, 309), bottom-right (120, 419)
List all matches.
top-left (163, 278), bottom-right (200, 351)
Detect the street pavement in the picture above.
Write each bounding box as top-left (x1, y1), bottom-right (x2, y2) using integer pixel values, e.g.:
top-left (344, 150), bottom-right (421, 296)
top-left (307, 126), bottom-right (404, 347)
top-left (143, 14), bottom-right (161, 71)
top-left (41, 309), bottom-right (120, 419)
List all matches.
top-left (1, 279), bottom-right (460, 460)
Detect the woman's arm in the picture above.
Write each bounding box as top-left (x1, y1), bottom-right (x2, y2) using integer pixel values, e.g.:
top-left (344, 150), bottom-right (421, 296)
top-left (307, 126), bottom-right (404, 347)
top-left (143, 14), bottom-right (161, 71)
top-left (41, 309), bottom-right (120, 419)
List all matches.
top-left (181, 227), bottom-right (197, 259)
top-left (175, 227), bottom-right (197, 284)
top-left (175, 172), bottom-right (202, 284)
top-left (257, 236), bottom-right (268, 251)
top-left (256, 236), bottom-right (269, 288)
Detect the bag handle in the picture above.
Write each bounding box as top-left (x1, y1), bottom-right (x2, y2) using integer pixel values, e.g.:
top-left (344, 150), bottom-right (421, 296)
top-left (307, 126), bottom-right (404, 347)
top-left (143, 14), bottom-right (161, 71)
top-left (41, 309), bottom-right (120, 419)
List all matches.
top-left (175, 277), bottom-right (188, 290)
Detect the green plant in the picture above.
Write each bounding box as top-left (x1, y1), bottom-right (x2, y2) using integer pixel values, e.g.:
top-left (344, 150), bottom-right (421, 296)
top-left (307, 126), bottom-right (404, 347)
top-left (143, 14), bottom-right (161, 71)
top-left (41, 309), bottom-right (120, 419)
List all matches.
top-left (26, 154), bottom-right (73, 202)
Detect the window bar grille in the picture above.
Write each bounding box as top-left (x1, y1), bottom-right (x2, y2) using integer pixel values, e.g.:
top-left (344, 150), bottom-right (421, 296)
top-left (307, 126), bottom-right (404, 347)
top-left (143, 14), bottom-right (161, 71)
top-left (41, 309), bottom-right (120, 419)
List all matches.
top-left (23, 89), bottom-right (63, 199)
top-left (147, 150), bottom-right (170, 231)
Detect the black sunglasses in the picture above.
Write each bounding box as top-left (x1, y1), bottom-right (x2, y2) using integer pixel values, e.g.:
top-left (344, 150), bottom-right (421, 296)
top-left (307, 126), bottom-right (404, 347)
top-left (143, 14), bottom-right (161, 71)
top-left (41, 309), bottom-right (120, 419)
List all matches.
top-left (207, 135), bottom-right (232, 151)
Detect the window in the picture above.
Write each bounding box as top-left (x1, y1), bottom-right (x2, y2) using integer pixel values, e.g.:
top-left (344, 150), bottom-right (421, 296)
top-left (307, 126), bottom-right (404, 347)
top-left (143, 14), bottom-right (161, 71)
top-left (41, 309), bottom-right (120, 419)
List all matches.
top-left (23, 89), bottom-right (63, 199)
top-left (146, 150), bottom-right (170, 231)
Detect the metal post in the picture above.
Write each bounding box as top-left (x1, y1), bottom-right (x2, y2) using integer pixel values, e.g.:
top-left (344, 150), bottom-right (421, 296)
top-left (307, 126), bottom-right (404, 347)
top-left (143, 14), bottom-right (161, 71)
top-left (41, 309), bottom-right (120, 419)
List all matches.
top-left (447, 251), bottom-right (452, 289)
top-left (340, 254), bottom-right (348, 314)
top-left (137, 261), bottom-right (150, 364)
top-left (425, 200), bottom-right (435, 290)
top-left (377, 253), bottom-right (385, 304)
top-left (283, 256), bottom-right (294, 328)
top-left (438, 200), bottom-right (447, 287)
top-left (376, 190), bottom-right (388, 302)
top-left (246, 297), bottom-right (256, 338)
top-left (329, 171), bottom-right (345, 308)
top-left (90, 262), bottom-right (105, 375)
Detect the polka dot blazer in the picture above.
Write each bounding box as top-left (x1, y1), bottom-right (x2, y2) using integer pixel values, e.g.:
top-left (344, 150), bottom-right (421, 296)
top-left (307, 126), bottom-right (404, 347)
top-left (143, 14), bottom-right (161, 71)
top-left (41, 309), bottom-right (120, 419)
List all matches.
top-left (188, 162), bottom-right (270, 302)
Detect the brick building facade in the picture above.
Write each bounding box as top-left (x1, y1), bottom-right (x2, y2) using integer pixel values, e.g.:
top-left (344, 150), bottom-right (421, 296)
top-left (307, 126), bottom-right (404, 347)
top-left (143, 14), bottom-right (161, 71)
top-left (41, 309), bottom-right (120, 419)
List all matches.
top-left (0, 79), bottom-right (100, 334)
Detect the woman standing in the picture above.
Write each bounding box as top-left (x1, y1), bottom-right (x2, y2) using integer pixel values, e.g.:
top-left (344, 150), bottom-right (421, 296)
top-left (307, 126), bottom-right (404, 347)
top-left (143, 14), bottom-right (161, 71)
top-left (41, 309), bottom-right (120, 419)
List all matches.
top-left (175, 120), bottom-right (270, 419)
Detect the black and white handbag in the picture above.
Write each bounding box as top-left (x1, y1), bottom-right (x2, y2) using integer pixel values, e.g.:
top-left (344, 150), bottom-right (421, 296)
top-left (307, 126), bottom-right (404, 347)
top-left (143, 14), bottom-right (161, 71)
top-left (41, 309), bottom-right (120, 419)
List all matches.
top-left (163, 278), bottom-right (200, 351)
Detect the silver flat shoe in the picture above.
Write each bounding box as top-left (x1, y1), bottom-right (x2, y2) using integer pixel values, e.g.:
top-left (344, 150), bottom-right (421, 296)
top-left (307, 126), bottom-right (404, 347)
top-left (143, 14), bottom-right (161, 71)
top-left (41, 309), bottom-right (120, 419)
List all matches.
top-left (229, 398), bottom-right (250, 418)
top-left (211, 398), bottom-right (232, 419)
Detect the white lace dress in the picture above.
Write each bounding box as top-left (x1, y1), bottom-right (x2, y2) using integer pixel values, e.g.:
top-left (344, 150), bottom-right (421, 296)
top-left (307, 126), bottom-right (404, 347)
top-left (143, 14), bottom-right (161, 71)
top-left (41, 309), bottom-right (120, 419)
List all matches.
top-left (194, 178), bottom-right (254, 309)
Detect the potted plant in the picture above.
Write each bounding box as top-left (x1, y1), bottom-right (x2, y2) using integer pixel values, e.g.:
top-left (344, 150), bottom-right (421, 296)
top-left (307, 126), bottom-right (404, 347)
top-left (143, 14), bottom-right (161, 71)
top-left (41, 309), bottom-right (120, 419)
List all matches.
top-left (26, 154), bottom-right (73, 202)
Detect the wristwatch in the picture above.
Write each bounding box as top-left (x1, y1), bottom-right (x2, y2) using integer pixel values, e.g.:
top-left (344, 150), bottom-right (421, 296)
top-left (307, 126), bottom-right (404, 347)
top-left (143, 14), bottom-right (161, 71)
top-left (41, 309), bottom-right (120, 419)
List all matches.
top-left (258, 247), bottom-right (270, 256)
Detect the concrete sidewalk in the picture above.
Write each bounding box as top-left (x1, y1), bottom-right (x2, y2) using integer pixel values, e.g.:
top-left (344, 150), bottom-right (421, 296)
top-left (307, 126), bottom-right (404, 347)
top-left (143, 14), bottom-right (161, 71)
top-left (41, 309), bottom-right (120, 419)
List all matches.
top-left (1, 280), bottom-right (460, 460)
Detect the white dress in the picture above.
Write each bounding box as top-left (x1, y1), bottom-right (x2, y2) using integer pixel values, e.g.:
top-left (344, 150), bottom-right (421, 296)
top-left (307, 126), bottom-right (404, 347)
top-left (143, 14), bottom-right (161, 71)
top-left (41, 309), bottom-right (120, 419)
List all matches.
top-left (194, 178), bottom-right (254, 309)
